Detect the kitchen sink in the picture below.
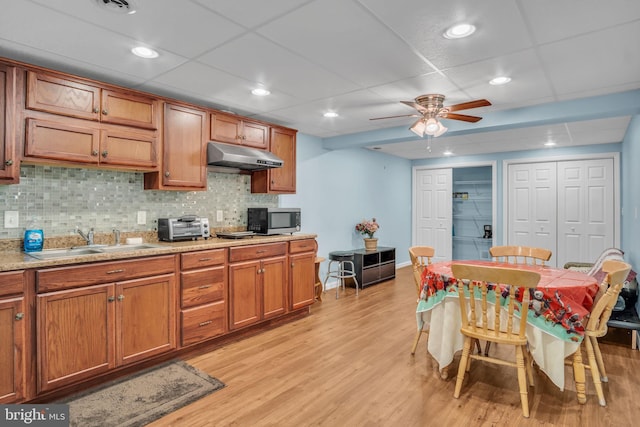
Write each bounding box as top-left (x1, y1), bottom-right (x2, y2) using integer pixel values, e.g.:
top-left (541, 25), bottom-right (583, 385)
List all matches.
top-left (27, 244), bottom-right (164, 260)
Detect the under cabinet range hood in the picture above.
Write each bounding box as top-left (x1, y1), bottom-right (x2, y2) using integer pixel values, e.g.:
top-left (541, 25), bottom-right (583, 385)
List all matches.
top-left (206, 142), bottom-right (283, 171)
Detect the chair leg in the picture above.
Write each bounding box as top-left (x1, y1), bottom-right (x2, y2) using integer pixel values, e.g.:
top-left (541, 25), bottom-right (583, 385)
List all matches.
top-left (523, 348), bottom-right (534, 387)
top-left (585, 337), bottom-right (607, 406)
top-left (411, 326), bottom-right (423, 355)
top-left (515, 345), bottom-right (530, 418)
top-left (483, 341), bottom-right (491, 356)
top-left (454, 337), bottom-right (472, 399)
top-left (591, 336), bottom-right (608, 382)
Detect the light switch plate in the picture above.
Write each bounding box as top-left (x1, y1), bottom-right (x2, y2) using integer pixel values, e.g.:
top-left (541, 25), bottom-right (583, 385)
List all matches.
top-left (4, 211), bottom-right (19, 228)
top-left (137, 211), bottom-right (146, 225)
top-left (216, 210), bottom-right (224, 222)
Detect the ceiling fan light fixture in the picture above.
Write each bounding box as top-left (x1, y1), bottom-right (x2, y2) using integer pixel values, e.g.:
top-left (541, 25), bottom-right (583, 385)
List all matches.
top-left (489, 76), bottom-right (511, 85)
top-left (424, 118), bottom-right (440, 134)
top-left (410, 119), bottom-right (426, 137)
top-left (433, 121), bottom-right (448, 137)
top-left (443, 23), bottom-right (476, 39)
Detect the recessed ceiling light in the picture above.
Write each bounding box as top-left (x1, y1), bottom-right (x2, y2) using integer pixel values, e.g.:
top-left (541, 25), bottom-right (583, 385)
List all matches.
top-left (131, 46), bottom-right (158, 59)
top-left (323, 111), bottom-right (339, 118)
top-left (544, 141), bottom-right (556, 147)
top-left (443, 150), bottom-right (453, 156)
top-left (489, 76), bottom-right (512, 85)
top-left (443, 23), bottom-right (476, 39)
top-left (251, 88), bottom-right (271, 96)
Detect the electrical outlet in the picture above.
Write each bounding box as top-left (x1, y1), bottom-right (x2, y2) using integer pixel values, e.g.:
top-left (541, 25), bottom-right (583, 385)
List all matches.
top-left (4, 211), bottom-right (19, 228)
top-left (137, 211), bottom-right (146, 225)
top-left (216, 210), bottom-right (224, 222)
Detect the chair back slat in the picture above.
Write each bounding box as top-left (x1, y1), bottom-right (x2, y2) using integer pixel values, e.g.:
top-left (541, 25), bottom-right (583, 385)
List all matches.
top-left (452, 264), bottom-right (540, 341)
top-left (489, 245), bottom-right (552, 266)
top-left (408, 246), bottom-right (435, 297)
top-left (587, 260), bottom-right (632, 337)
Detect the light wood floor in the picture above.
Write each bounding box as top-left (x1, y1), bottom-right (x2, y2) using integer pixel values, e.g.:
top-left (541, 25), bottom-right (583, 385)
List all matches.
top-left (151, 266), bottom-right (640, 426)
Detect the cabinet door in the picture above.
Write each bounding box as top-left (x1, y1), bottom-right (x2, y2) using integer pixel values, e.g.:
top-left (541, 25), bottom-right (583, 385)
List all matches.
top-left (25, 117), bottom-right (100, 164)
top-left (37, 284), bottom-right (115, 392)
top-left (211, 112), bottom-right (242, 144)
top-left (0, 297), bottom-right (25, 403)
top-left (251, 127), bottom-right (296, 194)
top-left (100, 89), bottom-right (157, 129)
top-left (229, 260), bottom-right (261, 330)
top-left (289, 252), bottom-right (316, 310)
top-left (242, 120), bottom-right (269, 149)
top-left (262, 256), bottom-right (287, 319)
top-left (0, 64), bottom-right (17, 182)
top-left (100, 127), bottom-right (157, 169)
top-left (157, 103), bottom-right (207, 189)
top-left (117, 274), bottom-right (176, 366)
top-left (26, 71), bottom-right (100, 121)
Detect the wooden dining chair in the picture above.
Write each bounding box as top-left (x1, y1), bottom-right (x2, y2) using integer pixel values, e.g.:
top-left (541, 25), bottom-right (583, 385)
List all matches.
top-left (569, 259), bottom-right (631, 406)
top-left (408, 246), bottom-right (434, 355)
top-left (451, 263), bottom-right (541, 418)
top-left (489, 245), bottom-right (552, 266)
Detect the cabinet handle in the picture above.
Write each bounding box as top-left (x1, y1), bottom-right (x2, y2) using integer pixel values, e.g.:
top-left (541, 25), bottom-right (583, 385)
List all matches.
top-left (106, 269), bottom-right (125, 274)
top-left (165, 171), bottom-right (170, 177)
top-left (199, 320), bottom-right (212, 327)
top-left (92, 150), bottom-right (99, 156)
top-left (102, 150), bottom-right (108, 158)
top-left (198, 258), bottom-right (212, 262)
top-left (5, 159), bottom-right (13, 166)
top-left (102, 109), bottom-right (108, 115)
top-left (15, 312), bottom-right (24, 321)
top-left (256, 250), bottom-right (266, 254)
top-left (291, 262), bottom-right (295, 267)
top-left (198, 285), bottom-right (212, 289)
top-left (271, 180), bottom-right (275, 185)
top-left (107, 296), bottom-right (115, 303)
top-left (93, 107), bottom-right (99, 113)
top-left (117, 294), bottom-right (125, 301)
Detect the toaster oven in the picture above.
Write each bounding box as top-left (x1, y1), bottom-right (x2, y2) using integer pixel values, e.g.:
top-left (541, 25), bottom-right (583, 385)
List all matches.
top-left (157, 216), bottom-right (210, 241)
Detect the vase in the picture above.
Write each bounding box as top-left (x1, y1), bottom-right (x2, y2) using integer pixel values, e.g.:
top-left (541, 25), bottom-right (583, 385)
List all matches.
top-left (364, 237), bottom-right (378, 251)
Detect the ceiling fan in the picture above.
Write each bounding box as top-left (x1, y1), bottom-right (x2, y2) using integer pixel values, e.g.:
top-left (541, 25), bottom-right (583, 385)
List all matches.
top-left (370, 94), bottom-right (491, 137)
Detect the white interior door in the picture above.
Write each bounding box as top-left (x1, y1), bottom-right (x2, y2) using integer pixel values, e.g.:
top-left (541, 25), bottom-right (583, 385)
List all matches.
top-left (507, 162), bottom-right (558, 266)
top-left (557, 159), bottom-right (614, 268)
top-left (415, 168), bottom-right (452, 262)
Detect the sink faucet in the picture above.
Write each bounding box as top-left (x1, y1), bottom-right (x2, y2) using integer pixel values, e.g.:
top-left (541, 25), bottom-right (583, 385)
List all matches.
top-left (77, 227), bottom-right (95, 246)
top-left (113, 228), bottom-right (121, 246)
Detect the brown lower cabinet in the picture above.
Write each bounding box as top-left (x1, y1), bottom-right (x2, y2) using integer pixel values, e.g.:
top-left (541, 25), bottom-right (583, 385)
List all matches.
top-left (229, 243), bottom-right (288, 330)
top-left (36, 257), bottom-right (176, 393)
top-left (0, 270), bottom-right (26, 404)
top-left (289, 239), bottom-right (318, 310)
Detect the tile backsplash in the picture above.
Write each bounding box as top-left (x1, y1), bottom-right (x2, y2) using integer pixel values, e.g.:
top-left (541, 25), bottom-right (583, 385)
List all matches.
top-left (0, 165), bottom-right (278, 239)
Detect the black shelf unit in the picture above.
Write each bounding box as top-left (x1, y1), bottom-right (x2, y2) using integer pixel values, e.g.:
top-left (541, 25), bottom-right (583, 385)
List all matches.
top-left (350, 246), bottom-right (396, 288)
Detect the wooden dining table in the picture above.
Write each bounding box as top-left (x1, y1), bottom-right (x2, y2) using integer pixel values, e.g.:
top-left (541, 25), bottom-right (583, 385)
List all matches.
top-left (416, 260), bottom-right (599, 403)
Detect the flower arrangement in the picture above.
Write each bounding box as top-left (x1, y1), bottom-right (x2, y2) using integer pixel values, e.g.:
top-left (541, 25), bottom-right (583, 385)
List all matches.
top-left (355, 218), bottom-right (380, 238)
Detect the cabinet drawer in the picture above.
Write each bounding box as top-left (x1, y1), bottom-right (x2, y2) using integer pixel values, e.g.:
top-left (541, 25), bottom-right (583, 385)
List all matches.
top-left (379, 262), bottom-right (396, 281)
top-left (0, 270), bottom-right (24, 297)
top-left (289, 239), bottom-right (317, 254)
top-left (181, 302), bottom-right (226, 346)
top-left (229, 243), bottom-right (287, 262)
top-left (181, 266), bottom-right (225, 308)
top-left (37, 255), bottom-right (175, 292)
top-left (181, 249), bottom-right (226, 270)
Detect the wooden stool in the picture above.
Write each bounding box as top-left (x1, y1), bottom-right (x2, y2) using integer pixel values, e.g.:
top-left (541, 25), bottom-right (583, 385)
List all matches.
top-left (314, 257), bottom-right (325, 302)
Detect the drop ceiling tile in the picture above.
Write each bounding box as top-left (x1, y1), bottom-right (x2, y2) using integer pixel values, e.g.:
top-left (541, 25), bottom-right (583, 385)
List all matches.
top-left (519, 0), bottom-right (640, 44)
top-left (257, 0), bottom-right (435, 87)
top-left (359, 0), bottom-right (533, 69)
top-left (29, 0), bottom-right (246, 58)
top-left (197, 33), bottom-right (360, 100)
top-left (193, 0), bottom-right (311, 28)
top-left (538, 21), bottom-right (640, 96)
top-left (368, 73), bottom-right (461, 102)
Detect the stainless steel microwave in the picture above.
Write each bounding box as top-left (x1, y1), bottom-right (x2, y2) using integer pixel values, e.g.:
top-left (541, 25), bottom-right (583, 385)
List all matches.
top-left (247, 208), bottom-right (301, 235)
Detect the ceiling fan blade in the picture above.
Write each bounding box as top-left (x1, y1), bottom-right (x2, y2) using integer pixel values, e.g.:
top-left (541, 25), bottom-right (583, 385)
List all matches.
top-left (400, 100), bottom-right (428, 113)
top-left (440, 112), bottom-right (483, 123)
top-left (369, 113), bottom-right (420, 121)
top-left (447, 99), bottom-right (491, 112)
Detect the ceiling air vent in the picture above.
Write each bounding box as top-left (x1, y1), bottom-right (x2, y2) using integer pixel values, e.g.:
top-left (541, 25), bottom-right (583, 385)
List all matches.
top-left (94, 0), bottom-right (137, 14)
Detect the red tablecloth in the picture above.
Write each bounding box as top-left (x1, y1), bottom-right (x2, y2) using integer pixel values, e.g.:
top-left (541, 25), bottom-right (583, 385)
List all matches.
top-left (420, 260), bottom-right (599, 341)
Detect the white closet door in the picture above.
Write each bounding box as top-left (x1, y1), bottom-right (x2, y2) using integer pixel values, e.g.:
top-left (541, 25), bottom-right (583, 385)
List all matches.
top-left (415, 168), bottom-right (452, 262)
top-left (507, 162), bottom-right (558, 266)
top-left (557, 159), bottom-right (614, 267)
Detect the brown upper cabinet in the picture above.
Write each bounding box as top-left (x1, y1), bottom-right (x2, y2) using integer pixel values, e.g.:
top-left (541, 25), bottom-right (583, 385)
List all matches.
top-left (26, 71), bottom-right (157, 130)
top-left (211, 112), bottom-right (269, 149)
top-left (251, 126), bottom-right (296, 194)
top-left (0, 64), bottom-right (18, 183)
